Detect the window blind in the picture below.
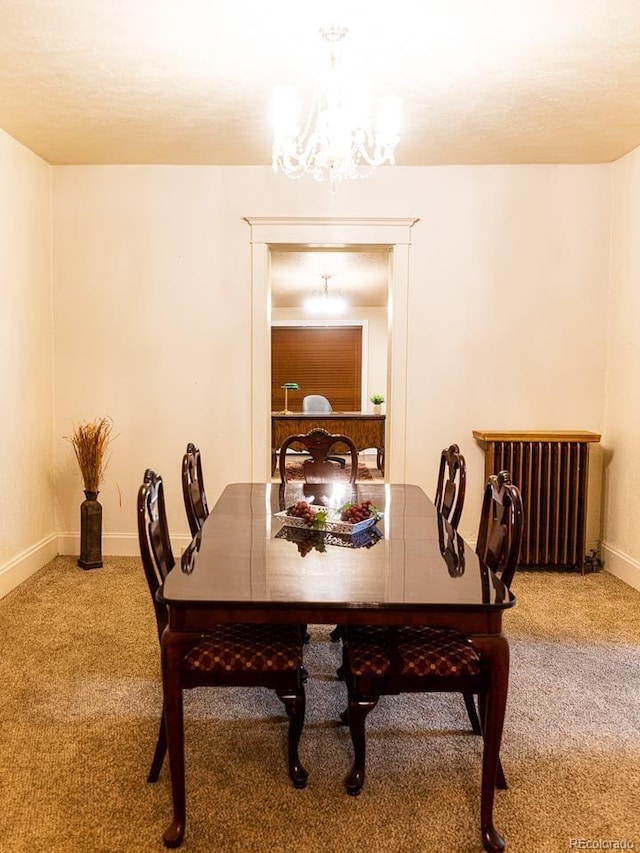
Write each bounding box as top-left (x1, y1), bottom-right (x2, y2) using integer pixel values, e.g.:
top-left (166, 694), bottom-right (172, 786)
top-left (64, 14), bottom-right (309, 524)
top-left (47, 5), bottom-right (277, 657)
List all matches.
top-left (271, 326), bottom-right (363, 412)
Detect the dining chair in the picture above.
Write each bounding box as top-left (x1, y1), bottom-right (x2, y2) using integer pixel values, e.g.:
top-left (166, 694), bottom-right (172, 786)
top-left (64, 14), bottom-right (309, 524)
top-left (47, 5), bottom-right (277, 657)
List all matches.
top-left (279, 428), bottom-right (359, 644)
top-left (339, 470), bottom-right (523, 796)
top-left (181, 442), bottom-right (209, 538)
top-left (330, 445), bottom-right (466, 651)
top-left (279, 428), bottom-right (359, 484)
top-left (137, 469), bottom-right (308, 792)
top-left (434, 443), bottom-right (466, 528)
top-left (301, 395), bottom-right (346, 468)
top-left (433, 442), bottom-right (478, 726)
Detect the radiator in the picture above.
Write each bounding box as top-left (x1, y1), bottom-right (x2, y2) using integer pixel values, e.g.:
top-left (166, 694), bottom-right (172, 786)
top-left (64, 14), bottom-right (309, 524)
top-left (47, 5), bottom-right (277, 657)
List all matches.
top-left (473, 431), bottom-right (601, 571)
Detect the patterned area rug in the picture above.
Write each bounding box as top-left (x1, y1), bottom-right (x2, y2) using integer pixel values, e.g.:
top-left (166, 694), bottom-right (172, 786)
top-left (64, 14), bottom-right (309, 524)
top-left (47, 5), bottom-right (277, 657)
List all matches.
top-left (285, 461), bottom-right (374, 482)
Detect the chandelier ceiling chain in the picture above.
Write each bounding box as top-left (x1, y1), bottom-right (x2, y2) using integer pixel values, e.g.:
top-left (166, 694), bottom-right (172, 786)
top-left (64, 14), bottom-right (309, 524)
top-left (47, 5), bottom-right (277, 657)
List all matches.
top-left (272, 27), bottom-right (401, 186)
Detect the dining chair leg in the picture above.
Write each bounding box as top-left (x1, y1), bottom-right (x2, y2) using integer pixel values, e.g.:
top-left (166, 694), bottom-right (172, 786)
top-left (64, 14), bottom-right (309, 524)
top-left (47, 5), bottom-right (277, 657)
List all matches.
top-left (495, 759), bottom-right (508, 791)
top-left (344, 696), bottom-right (378, 796)
top-left (329, 626), bottom-right (342, 642)
top-left (148, 710), bottom-right (167, 783)
top-left (463, 691), bottom-right (483, 735)
top-left (276, 684), bottom-right (308, 789)
top-left (161, 638), bottom-right (187, 849)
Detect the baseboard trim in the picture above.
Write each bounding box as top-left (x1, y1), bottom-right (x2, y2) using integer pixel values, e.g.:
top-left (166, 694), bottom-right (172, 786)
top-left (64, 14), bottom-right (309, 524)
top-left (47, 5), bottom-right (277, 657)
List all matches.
top-left (57, 532), bottom-right (193, 558)
top-left (601, 542), bottom-right (640, 592)
top-left (0, 534), bottom-right (58, 600)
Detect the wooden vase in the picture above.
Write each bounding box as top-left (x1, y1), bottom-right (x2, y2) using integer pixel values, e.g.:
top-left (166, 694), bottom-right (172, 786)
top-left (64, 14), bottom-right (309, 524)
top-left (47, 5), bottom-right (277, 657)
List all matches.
top-left (78, 490), bottom-right (103, 570)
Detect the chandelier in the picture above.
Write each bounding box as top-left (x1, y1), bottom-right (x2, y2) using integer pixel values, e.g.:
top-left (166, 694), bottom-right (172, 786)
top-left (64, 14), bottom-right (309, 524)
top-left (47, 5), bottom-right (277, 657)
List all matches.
top-left (272, 26), bottom-right (401, 186)
top-left (305, 274), bottom-right (346, 314)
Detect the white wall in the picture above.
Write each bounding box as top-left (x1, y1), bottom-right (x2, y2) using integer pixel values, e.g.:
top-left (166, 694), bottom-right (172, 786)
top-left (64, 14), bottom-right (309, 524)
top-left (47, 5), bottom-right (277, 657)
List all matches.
top-left (52, 167), bottom-right (251, 553)
top-left (602, 146), bottom-right (640, 588)
top-left (0, 129), bottom-right (56, 595)
top-left (51, 164), bottom-right (611, 555)
top-left (404, 166), bottom-right (611, 542)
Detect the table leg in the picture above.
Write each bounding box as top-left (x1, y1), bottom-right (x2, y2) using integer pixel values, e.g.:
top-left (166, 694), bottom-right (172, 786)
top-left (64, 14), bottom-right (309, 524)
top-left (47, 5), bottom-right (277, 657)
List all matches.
top-left (160, 631), bottom-right (187, 848)
top-left (471, 634), bottom-right (510, 853)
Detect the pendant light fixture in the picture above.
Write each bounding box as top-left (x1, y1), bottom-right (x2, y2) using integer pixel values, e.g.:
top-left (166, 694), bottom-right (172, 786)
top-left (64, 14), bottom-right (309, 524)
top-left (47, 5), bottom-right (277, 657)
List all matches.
top-left (304, 274), bottom-right (346, 315)
top-left (272, 27), bottom-right (401, 187)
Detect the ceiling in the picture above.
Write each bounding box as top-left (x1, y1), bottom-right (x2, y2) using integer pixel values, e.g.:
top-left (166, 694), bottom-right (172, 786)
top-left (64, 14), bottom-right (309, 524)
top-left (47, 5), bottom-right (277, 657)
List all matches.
top-left (1, 0), bottom-right (640, 168)
top-left (271, 247), bottom-right (390, 310)
top-left (3, 1), bottom-right (639, 308)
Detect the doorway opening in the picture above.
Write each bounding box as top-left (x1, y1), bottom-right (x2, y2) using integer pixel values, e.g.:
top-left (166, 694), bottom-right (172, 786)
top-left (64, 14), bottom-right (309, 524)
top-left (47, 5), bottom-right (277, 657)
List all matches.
top-left (245, 217), bottom-right (417, 482)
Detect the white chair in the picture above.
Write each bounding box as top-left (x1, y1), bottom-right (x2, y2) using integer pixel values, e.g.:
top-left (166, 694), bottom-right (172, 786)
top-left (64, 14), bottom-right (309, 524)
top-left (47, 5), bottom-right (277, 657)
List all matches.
top-left (302, 394), bottom-right (332, 413)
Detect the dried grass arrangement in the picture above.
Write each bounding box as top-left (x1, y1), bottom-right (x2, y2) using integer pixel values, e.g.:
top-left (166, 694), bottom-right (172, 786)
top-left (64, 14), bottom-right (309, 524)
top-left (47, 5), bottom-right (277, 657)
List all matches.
top-left (66, 417), bottom-right (115, 494)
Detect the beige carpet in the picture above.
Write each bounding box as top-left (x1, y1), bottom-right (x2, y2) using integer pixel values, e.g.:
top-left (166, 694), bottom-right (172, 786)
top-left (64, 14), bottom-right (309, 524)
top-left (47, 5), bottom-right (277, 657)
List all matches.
top-left (1, 557), bottom-right (639, 853)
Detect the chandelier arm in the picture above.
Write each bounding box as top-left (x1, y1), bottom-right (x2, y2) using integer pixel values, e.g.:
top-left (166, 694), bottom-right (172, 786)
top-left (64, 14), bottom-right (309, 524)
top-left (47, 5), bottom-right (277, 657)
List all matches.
top-left (271, 26), bottom-right (400, 184)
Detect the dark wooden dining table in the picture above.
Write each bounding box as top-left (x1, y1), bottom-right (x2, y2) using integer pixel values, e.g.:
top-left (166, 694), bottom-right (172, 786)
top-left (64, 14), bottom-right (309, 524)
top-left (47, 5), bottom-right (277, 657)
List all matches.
top-left (158, 482), bottom-right (516, 851)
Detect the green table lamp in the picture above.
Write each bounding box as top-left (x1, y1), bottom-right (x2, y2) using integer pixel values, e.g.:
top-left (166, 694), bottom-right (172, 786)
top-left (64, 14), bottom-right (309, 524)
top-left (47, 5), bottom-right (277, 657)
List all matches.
top-left (280, 382), bottom-right (300, 414)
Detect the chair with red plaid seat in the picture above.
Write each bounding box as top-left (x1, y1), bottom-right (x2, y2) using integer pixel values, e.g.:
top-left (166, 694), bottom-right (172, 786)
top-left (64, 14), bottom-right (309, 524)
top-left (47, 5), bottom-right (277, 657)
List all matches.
top-left (434, 443), bottom-right (484, 732)
top-left (138, 469), bottom-right (307, 795)
top-left (339, 470), bottom-right (523, 797)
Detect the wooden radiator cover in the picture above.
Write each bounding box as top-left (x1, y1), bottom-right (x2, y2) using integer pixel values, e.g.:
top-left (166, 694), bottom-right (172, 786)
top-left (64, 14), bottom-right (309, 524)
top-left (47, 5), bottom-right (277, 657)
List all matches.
top-left (473, 430), bottom-right (601, 571)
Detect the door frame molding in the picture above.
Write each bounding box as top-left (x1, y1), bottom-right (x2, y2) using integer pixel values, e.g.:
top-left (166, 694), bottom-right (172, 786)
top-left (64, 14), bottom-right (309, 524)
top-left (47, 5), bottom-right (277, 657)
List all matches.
top-left (245, 217), bottom-right (418, 482)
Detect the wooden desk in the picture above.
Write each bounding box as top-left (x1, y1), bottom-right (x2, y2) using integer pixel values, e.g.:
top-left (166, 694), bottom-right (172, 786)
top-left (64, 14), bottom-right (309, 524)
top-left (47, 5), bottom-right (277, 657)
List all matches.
top-left (159, 483), bottom-right (515, 851)
top-left (272, 412), bottom-right (385, 474)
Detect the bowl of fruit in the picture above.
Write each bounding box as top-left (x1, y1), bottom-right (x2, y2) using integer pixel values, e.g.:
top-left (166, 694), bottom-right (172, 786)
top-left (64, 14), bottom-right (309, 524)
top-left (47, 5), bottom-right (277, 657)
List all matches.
top-left (274, 499), bottom-right (382, 535)
top-left (278, 501), bottom-right (328, 530)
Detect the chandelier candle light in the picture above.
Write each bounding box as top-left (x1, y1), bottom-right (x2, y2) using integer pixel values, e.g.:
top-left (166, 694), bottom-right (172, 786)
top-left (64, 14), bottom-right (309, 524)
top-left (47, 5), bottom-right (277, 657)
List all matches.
top-left (272, 26), bottom-right (401, 186)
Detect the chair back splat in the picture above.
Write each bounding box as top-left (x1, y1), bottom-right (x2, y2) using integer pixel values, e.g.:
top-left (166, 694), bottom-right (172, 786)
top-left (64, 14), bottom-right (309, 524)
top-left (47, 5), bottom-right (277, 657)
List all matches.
top-left (279, 428), bottom-right (359, 484)
top-left (434, 443), bottom-right (466, 528)
top-left (476, 469), bottom-right (524, 590)
top-left (300, 396), bottom-right (347, 468)
top-left (182, 442), bottom-right (209, 538)
top-left (137, 469), bottom-right (174, 642)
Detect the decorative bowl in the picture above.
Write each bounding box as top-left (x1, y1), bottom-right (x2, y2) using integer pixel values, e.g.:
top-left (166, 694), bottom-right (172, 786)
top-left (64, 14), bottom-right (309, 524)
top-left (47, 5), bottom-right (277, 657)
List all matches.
top-left (274, 505), bottom-right (382, 535)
